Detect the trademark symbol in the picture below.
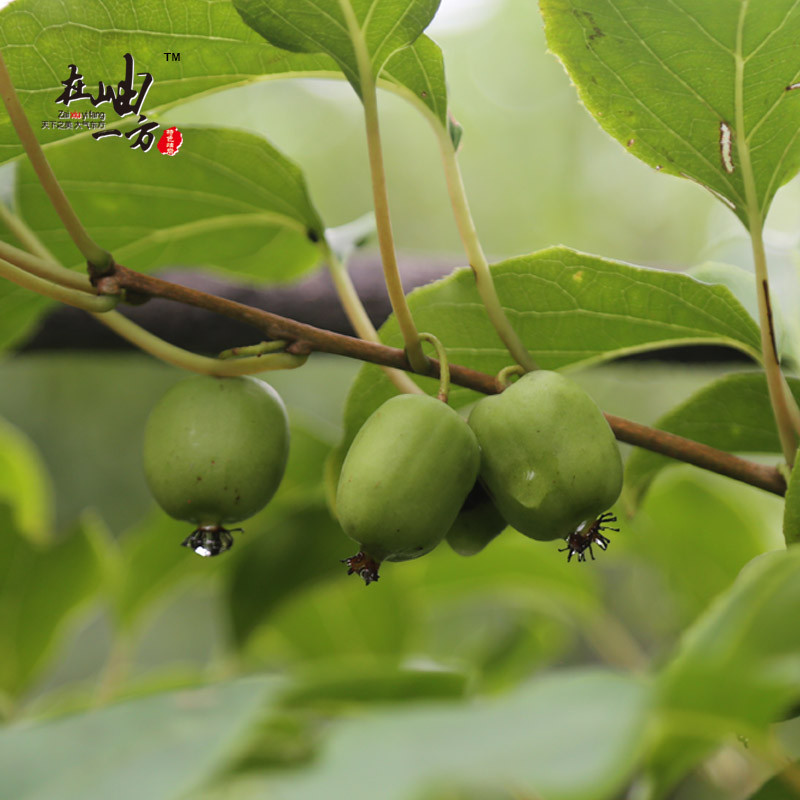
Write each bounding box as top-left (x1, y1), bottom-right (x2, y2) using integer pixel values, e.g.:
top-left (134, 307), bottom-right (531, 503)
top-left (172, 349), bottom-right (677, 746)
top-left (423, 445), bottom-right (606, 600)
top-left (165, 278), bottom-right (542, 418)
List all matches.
top-left (163, 52), bottom-right (181, 61)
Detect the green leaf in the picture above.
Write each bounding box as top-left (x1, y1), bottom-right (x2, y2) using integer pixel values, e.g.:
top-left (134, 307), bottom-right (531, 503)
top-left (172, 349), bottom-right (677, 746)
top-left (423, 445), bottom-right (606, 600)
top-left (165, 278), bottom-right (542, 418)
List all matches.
top-left (111, 509), bottom-right (206, 632)
top-left (0, 286), bottom-right (47, 352)
top-left (337, 246), bottom-right (763, 459)
top-left (624, 372), bottom-right (798, 510)
top-left (232, 0), bottom-right (440, 97)
top-left (623, 471), bottom-right (776, 626)
top-left (225, 505), bottom-right (351, 650)
top-left (0, 1), bottom-right (448, 166)
top-left (263, 670), bottom-right (649, 800)
top-left (649, 549), bottom-right (800, 793)
top-left (14, 127), bottom-right (324, 280)
top-left (0, 675), bottom-right (281, 800)
top-left (0, 416), bottom-right (54, 544)
top-left (0, 506), bottom-right (102, 698)
top-left (246, 573), bottom-right (418, 666)
top-left (747, 768), bottom-right (800, 800)
top-left (280, 663), bottom-right (468, 710)
top-left (540, 0), bottom-right (800, 227)
top-left (0, 0), bottom-right (328, 165)
top-left (380, 33), bottom-right (448, 125)
top-left (784, 449), bottom-right (800, 545)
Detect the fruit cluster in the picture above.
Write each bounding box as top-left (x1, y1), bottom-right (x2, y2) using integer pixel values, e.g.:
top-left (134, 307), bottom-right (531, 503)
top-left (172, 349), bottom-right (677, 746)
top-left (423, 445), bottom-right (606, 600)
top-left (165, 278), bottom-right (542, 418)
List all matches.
top-left (338, 370), bottom-right (623, 583)
top-left (142, 371), bottom-right (622, 582)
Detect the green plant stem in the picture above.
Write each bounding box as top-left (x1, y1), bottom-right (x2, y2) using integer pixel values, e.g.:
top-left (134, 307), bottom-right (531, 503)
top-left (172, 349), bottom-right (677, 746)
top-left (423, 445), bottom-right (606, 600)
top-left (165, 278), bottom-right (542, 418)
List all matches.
top-left (734, 13), bottom-right (800, 466)
top-left (218, 340), bottom-right (288, 359)
top-left (95, 311), bottom-right (307, 375)
top-left (321, 240), bottom-right (423, 395)
top-left (362, 86), bottom-right (427, 374)
top-left (0, 256), bottom-right (118, 311)
top-left (436, 129), bottom-right (537, 372)
top-left (101, 263), bottom-right (788, 498)
top-left (1, 202), bottom-right (58, 261)
top-left (748, 226), bottom-right (800, 465)
top-left (419, 332), bottom-right (450, 402)
top-left (0, 48), bottom-right (112, 272)
top-left (338, 6), bottom-right (427, 375)
top-left (497, 364), bottom-right (526, 389)
top-left (0, 236), bottom-right (93, 292)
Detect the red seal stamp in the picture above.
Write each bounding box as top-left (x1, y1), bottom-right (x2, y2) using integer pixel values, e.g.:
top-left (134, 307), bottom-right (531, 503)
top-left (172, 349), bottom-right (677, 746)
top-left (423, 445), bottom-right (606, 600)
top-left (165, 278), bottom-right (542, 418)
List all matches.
top-left (157, 126), bottom-right (183, 156)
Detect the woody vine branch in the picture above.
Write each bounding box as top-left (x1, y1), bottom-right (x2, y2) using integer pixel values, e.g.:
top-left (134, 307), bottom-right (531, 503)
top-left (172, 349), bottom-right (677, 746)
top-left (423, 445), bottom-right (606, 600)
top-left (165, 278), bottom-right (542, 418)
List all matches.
top-left (93, 262), bottom-right (786, 499)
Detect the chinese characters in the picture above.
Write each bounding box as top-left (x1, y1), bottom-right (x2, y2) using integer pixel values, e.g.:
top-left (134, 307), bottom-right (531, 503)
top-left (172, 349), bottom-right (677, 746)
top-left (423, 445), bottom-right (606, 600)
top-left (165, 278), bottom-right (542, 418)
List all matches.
top-left (55, 54), bottom-right (158, 152)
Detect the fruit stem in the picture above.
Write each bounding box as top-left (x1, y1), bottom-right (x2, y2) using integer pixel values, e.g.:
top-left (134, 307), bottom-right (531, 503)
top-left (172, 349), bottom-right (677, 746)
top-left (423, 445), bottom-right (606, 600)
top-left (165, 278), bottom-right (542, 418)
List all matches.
top-left (94, 310), bottom-right (308, 375)
top-left (435, 124), bottom-right (537, 372)
top-left (748, 223), bottom-right (800, 465)
top-left (218, 340), bottom-right (289, 358)
top-left (319, 238), bottom-right (424, 395)
top-left (339, 3), bottom-right (428, 375)
top-left (734, 14), bottom-right (800, 466)
top-left (419, 332), bottom-right (451, 402)
top-left (0, 227), bottom-right (94, 292)
top-left (0, 48), bottom-right (113, 273)
top-left (0, 255), bottom-right (119, 311)
top-left (496, 364), bottom-right (525, 390)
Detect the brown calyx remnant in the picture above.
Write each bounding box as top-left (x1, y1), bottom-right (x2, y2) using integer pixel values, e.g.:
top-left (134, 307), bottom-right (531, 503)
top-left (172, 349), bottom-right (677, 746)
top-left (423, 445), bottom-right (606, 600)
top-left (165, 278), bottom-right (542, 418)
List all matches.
top-left (342, 551), bottom-right (381, 585)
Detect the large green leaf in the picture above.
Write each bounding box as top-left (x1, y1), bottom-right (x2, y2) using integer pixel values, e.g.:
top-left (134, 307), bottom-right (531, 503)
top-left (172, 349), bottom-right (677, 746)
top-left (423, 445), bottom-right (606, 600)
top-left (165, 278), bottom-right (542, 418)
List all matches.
top-left (541, 0), bottom-right (800, 227)
top-left (233, 0), bottom-right (440, 97)
top-left (13, 127), bottom-right (324, 279)
top-left (247, 573), bottom-right (417, 666)
top-left (336, 247), bottom-right (763, 459)
top-left (258, 670), bottom-right (650, 800)
top-left (622, 471), bottom-right (777, 627)
top-left (784, 448), bottom-right (800, 545)
top-left (225, 505), bottom-right (350, 650)
top-left (0, 506), bottom-right (103, 699)
top-left (0, 675), bottom-right (281, 800)
top-left (0, 0), bottom-right (447, 166)
top-left (747, 768), bottom-right (800, 800)
top-left (0, 416), bottom-right (54, 544)
top-left (648, 548), bottom-right (800, 794)
top-left (624, 372), bottom-right (798, 510)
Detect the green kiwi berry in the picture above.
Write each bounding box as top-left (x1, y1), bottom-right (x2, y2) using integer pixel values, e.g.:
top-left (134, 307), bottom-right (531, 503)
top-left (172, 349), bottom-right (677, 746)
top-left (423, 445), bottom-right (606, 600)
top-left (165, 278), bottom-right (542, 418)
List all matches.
top-left (337, 393), bottom-right (480, 583)
top-left (468, 371), bottom-right (622, 544)
top-left (143, 375), bottom-right (289, 556)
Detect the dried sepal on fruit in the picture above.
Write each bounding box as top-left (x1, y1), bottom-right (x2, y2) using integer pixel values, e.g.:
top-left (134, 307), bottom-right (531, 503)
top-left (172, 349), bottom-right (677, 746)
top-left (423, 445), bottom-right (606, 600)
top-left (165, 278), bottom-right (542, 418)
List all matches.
top-left (559, 512), bottom-right (619, 562)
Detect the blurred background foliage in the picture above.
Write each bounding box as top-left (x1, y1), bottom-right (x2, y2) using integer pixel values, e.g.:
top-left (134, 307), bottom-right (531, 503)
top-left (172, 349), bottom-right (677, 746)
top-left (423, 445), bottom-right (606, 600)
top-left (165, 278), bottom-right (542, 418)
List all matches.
top-left (1, 0), bottom-right (800, 798)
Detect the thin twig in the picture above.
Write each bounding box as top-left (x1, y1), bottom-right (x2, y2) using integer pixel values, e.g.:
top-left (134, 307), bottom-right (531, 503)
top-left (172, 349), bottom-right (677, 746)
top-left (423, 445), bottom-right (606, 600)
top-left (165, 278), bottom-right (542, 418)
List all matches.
top-left (95, 263), bottom-right (788, 498)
